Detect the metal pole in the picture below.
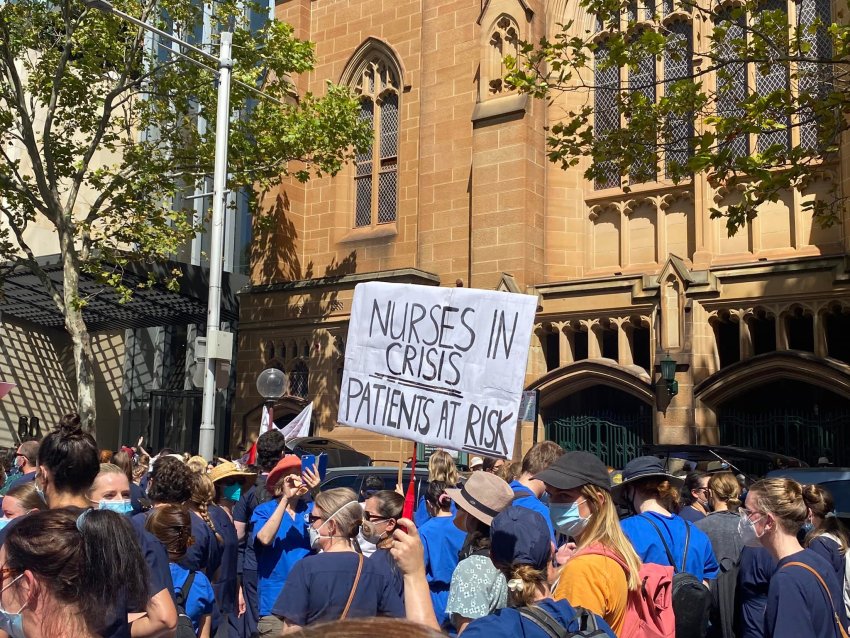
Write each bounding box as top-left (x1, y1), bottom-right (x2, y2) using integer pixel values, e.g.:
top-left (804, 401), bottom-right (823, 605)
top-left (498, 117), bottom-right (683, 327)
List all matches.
top-left (199, 32), bottom-right (233, 460)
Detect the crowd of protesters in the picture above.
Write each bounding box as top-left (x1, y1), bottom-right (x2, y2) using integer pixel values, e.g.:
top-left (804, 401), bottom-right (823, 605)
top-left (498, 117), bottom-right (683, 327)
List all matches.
top-left (0, 416), bottom-right (846, 638)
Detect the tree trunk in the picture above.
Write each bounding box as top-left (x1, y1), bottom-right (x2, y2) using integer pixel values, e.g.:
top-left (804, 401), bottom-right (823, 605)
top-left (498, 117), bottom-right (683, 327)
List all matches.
top-left (59, 233), bottom-right (97, 433)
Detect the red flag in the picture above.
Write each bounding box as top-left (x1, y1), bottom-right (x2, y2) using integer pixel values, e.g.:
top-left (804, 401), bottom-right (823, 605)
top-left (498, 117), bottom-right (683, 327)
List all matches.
top-left (401, 442), bottom-right (417, 520)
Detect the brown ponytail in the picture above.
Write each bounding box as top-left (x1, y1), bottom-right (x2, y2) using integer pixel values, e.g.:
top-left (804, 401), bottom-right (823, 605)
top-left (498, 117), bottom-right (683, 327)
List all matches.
top-left (190, 472), bottom-right (223, 545)
top-left (501, 563), bottom-right (547, 608)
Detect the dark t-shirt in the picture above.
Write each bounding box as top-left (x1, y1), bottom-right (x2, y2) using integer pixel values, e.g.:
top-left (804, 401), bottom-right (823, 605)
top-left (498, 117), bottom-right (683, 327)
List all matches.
top-left (736, 546), bottom-right (777, 638)
top-left (679, 505), bottom-right (707, 523)
top-left (808, 535), bottom-right (846, 592)
top-left (765, 548), bottom-right (847, 638)
top-left (272, 551), bottom-right (405, 626)
top-left (369, 548), bottom-right (403, 598)
top-left (209, 504), bottom-right (239, 613)
top-left (462, 598), bottom-right (616, 638)
top-left (234, 475), bottom-right (269, 573)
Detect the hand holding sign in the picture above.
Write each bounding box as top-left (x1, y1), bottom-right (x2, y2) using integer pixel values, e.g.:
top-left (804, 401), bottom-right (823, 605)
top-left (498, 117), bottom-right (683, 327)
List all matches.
top-left (338, 282), bottom-right (537, 458)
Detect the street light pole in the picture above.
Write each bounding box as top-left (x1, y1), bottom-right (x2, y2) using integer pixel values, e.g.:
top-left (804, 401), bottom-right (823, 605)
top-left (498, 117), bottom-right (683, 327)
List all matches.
top-left (198, 31), bottom-right (233, 461)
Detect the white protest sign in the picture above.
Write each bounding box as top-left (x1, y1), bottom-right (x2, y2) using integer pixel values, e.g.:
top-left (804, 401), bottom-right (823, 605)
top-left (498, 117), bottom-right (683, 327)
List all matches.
top-left (338, 282), bottom-right (537, 458)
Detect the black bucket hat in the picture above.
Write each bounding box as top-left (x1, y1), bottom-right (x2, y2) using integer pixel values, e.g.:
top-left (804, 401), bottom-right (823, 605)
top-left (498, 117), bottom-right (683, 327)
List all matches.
top-left (611, 455), bottom-right (684, 505)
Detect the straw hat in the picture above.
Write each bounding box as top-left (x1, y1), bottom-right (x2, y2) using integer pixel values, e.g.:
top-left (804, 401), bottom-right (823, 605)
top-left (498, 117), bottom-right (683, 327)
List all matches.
top-left (210, 461), bottom-right (256, 484)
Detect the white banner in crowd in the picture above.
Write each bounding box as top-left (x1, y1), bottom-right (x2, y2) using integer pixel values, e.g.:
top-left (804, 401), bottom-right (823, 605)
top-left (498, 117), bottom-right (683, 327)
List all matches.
top-left (338, 282), bottom-right (537, 458)
top-left (279, 402), bottom-right (313, 440)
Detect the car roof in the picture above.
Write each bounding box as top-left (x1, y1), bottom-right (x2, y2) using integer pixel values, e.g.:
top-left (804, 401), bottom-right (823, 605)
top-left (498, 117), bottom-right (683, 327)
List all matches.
top-left (324, 466), bottom-right (429, 474)
top-left (642, 444), bottom-right (807, 467)
top-left (765, 467), bottom-right (850, 482)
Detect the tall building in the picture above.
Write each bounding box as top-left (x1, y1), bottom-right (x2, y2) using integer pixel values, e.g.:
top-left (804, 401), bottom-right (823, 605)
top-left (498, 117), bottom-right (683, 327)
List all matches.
top-left (236, 0), bottom-right (850, 467)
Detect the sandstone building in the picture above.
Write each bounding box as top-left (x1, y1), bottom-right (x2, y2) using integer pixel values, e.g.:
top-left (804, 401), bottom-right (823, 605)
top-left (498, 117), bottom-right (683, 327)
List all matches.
top-left (235, 0), bottom-right (850, 467)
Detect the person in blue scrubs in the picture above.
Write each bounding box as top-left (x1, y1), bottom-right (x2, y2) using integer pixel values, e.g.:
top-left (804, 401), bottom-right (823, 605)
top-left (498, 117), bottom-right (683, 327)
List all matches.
top-left (147, 503), bottom-right (217, 637)
top-left (251, 454), bottom-right (313, 638)
top-left (272, 487), bottom-right (404, 630)
top-left (461, 507), bottom-right (615, 638)
top-left (742, 478), bottom-right (848, 638)
top-left (801, 483), bottom-right (850, 589)
top-left (414, 450), bottom-right (460, 528)
top-left (212, 460), bottom-right (258, 638)
top-left (736, 546), bottom-right (777, 638)
top-left (508, 441), bottom-right (564, 543)
top-left (418, 481), bottom-right (466, 627)
top-left (613, 456), bottom-right (719, 582)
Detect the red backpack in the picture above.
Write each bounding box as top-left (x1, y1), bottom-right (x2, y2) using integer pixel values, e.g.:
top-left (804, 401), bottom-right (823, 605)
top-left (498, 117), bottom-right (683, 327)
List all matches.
top-left (573, 546), bottom-right (675, 638)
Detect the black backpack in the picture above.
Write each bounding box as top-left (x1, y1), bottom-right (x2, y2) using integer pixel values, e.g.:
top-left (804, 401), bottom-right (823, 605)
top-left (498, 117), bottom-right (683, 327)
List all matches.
top-left (642, 515), bottom-right (713, 638)
top-left (175, 571), bottom-right (198, 638)
top-left (518, 604), bottom-right (610, 637)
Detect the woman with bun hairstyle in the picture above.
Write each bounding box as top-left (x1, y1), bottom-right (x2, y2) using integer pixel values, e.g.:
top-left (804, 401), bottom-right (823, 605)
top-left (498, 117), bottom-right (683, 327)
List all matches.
top-left (802, 483), bottom-right (850, 615)
top-left (271, 487), bottom-right (404, 632)
top-left (742, 478), bottom-right (848, 638)
top-left (695, 472), bottom-right (746, 638)
top-left (0, 507), bottom-right (148, 638)
top-left (36, 414), bottom-right (178, 638)
top-left (460, 507), bottom-right (616, 638)
top-left (362, 490), bottom-right (404, 597)
top-left (418, 480), bottom-right (467, 627)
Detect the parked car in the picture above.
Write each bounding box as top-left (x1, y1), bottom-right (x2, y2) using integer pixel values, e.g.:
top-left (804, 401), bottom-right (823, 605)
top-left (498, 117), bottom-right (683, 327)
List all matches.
top-left (641, 444), bottom-right (807, 480)
top-left (319, 466), bottom-right (432, 502)
top-left (766, 467), bottom-right (850, 519)
top-left (286, 437), bottom-right (372, 468)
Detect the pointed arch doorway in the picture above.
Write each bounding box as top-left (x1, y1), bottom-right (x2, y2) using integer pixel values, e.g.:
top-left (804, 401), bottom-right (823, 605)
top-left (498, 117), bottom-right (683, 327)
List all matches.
top-left (530, 360), bottom-right (655, 468)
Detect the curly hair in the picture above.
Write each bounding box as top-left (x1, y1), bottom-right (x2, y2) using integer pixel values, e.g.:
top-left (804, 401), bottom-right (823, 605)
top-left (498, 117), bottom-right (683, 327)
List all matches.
top-left (257, 430), bottom-right (287, 472)
top-left (147, 456), bottom-right (192, 504)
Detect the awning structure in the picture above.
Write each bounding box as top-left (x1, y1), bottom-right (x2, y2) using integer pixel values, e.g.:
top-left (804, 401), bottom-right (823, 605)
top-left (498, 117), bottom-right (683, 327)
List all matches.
top-left (0, 255), bottom-right (247, 331)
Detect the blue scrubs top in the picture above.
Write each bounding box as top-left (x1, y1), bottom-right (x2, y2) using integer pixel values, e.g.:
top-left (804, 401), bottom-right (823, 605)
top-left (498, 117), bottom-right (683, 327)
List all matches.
top-left (420, 514), bottom-right (467, 626)
top-left (621, 511), bottom-right (719, 581)
top-left (736, 546), bottom-right (777, 638)
top-left (766, 548), bottom-right (848, 638)
top-left (250, 498), bottom-right (313, 617)
top-left (170, 563), bottom-right (216, 634)
top-left (271, 551), bottom-right (404, 626)
top-left (509, 481), bottom-right (555, 542)
top-left (462, 598), bottom-right (616, 638)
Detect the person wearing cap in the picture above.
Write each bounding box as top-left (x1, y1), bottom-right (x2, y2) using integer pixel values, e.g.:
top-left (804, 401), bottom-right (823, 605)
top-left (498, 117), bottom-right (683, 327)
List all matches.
top-left (469, 456), bottom-right (484, 471)
top-left (461, 506), bottom-right (616, 638)
top-left (211, 461), bottom-right (258, 637)
top-left (444, 471), bottom-right (514, 634)
top-left (250, 454), bottom-right (313, 637)
top-left (508, 441), bottom-right (564, 543)
top-left (614, 456), bottom-right (718, 582)
top-left (535, 450), bottom-right (642, 635)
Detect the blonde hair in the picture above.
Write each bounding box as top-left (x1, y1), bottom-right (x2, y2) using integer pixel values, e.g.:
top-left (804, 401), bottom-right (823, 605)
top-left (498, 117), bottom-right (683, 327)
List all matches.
top-left (803, 484), bottom-right (850, 551)
top-left (87, 463), bottom-right (128, 497)
top-left (189, 472), bottom-right (223, 544)
top-left (748, 478), bottom-right (808, 534)
top-left (186, 455), bottom-right (208, 474)
top-left (497, 460), bottom-right (521, 483)
top-left (428, 450), bottom-right (459, 486)
top-left (573, 485), bottom-right (642, 590)
top-left (709, 472), bottom-right (742, 512)
top-left (504, 563), bottom-right (548, 608)
top-left (314, 488), bottom-right (362, 539)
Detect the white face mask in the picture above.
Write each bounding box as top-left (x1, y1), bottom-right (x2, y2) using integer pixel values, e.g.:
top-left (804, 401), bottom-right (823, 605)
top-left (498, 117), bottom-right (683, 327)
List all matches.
top-left (738, 512), bottom-right (766, 547)
top-left (309, 501), bottom-right (357, 551)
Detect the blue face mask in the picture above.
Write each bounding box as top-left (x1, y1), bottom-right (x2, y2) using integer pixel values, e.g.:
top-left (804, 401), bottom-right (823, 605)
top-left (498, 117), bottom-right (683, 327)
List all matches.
top-left (99, 499), bottom-right (133, 516)
top-left (222, 483), bottom-right (242, 502)
top-left (0, 519), bottom-right (10, 531)
top-left (0, 574), bottom-right (26, 638)
top-left (550, 499), bottom-right (590, 538)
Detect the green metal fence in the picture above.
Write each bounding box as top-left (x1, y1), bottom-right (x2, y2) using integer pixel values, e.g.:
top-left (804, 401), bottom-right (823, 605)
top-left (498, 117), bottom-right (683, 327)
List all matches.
top-left (719, 410), bottom-right (850, 467)
top-left (544, 412), bottom-right (652, 469)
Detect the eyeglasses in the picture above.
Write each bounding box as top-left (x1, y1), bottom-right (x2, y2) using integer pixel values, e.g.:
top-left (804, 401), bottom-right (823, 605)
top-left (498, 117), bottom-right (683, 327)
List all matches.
top-left (740, 507), bottom-right (763, 520)
top-left (363, 511), bottom-right (390, 523)
top-left (0, 566), bottom-right (17, 588)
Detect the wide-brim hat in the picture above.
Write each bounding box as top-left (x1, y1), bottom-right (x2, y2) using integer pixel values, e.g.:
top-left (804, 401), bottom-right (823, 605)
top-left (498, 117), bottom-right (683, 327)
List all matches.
top-left (446, 471), bottom-right (513, 526)
top-left (611, 455), bottom-right (684, 505)
top-left (266, 455), bottom-right (302, 491)
top-left (210, 461), bottom-right (256, 484)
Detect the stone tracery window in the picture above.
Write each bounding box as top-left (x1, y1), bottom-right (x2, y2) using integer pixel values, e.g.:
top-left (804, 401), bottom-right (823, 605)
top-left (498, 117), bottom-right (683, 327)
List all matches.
top-left (353, 57), bottom-right (400, 227)
top-left (487, 15), bottom-right (519, 95)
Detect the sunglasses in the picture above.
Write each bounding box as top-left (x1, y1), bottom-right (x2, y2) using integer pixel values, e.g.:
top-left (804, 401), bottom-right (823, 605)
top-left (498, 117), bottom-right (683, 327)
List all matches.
top-left (363, 511), bottom-right (390, 523)
top-left (307, 515), bottom-right (325, 525)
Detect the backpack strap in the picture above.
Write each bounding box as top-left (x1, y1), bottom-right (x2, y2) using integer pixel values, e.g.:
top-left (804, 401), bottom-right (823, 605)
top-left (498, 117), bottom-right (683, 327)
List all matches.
top-left (681, 519), bottom-right (691, 573)
top-left (176, 571), bottom-right (197, 608)
top-left (339, 553), bottom-right (364, 620)
top-left (640, 514), bottom-right (680, 573)
top-left (782, 561), bottom-right (850, 638)
top-left (518, 605), bottom-right (568, 638)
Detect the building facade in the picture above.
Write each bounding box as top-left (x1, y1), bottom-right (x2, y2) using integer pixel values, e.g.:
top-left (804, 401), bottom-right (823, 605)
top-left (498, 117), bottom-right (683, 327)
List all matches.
top-left (236, 0), bottom-right (850, 466)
